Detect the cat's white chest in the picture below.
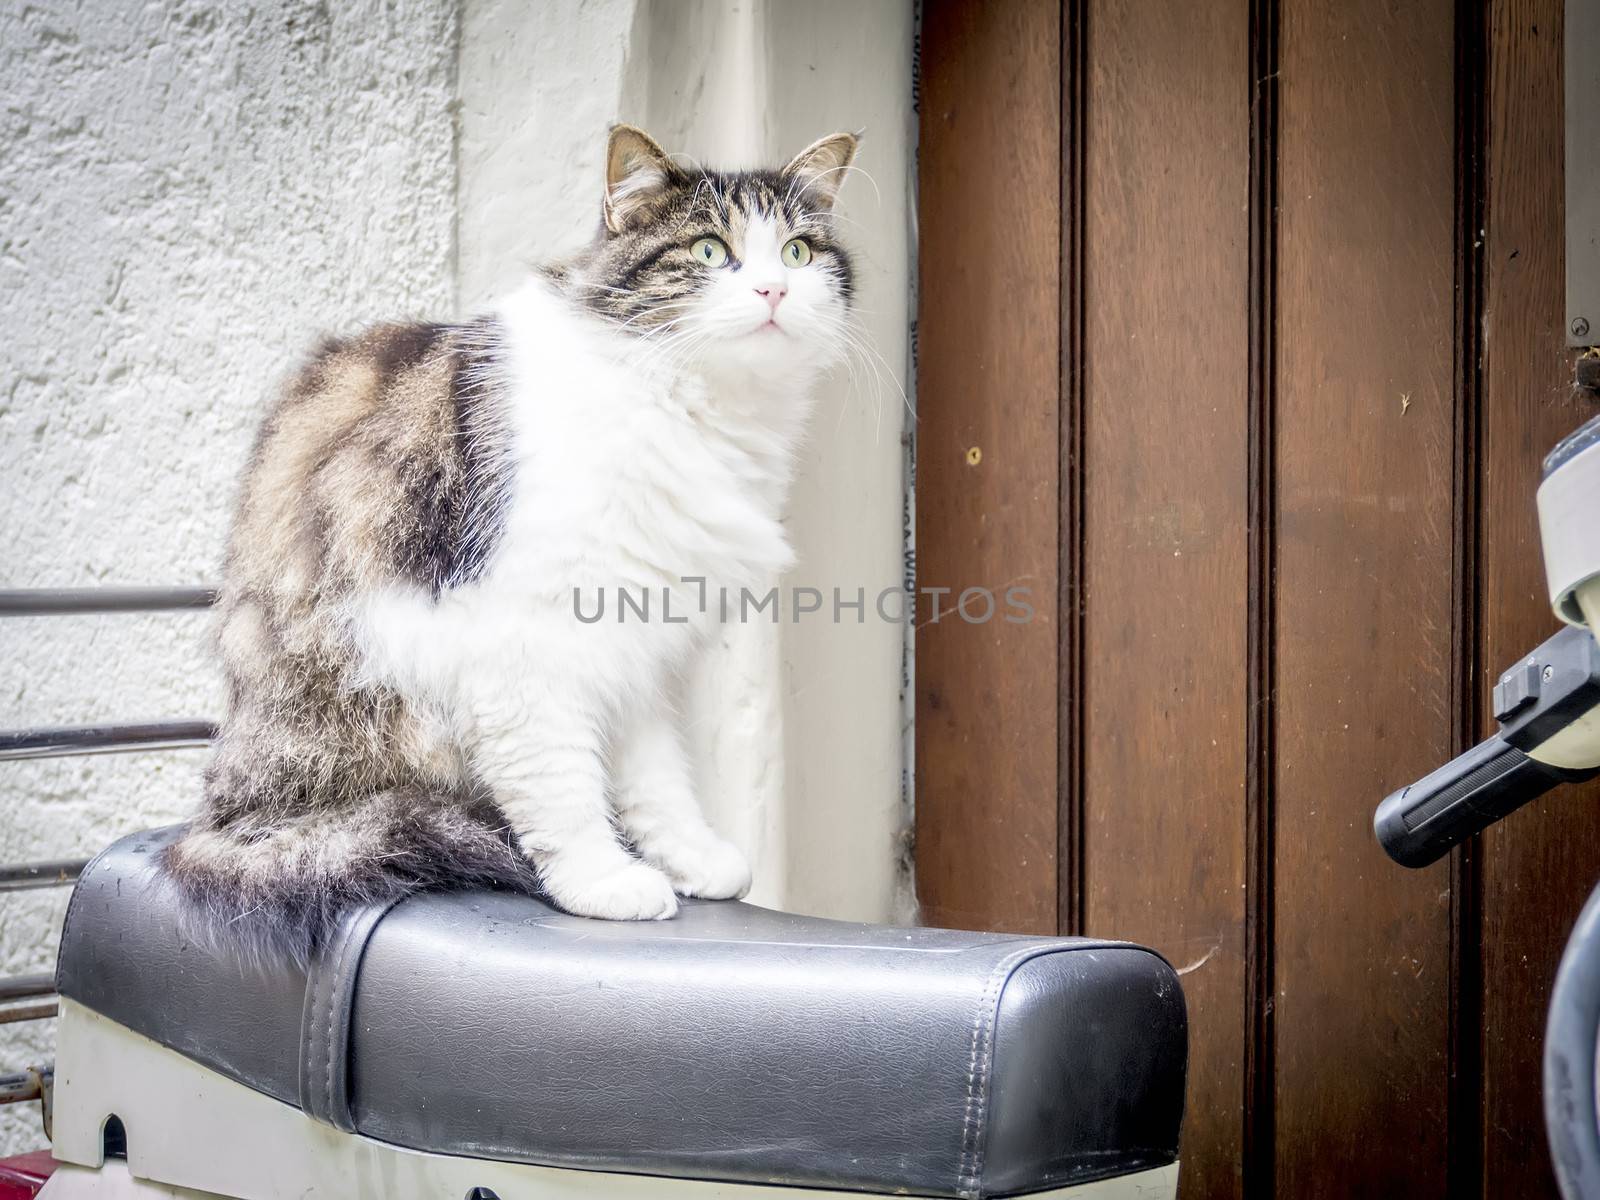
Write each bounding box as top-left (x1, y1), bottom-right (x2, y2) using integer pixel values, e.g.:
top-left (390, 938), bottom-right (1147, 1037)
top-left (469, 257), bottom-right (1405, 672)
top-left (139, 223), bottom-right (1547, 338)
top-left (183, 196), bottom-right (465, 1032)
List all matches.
top-left (493, 282), bottom-right (796, 638)
top-left (623, 378), bottom-right (794, 582)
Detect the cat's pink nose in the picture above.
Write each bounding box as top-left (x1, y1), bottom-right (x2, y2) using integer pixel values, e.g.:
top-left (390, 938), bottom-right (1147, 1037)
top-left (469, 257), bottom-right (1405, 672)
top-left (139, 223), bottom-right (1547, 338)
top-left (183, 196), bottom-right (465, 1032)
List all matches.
top-left (754, 285), bottom-right (787, 312)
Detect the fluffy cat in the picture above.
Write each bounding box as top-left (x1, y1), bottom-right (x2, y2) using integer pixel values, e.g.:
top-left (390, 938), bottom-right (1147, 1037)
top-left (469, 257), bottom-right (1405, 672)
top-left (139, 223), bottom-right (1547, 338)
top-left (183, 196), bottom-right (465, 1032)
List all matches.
top-left (163, 125), bottom-right (858, 958)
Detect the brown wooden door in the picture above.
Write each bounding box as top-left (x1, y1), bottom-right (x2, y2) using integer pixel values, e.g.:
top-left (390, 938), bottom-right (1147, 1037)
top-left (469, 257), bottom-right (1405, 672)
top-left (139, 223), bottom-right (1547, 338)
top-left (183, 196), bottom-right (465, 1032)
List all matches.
top-left (914, 2), bottom-right (1600, 1197)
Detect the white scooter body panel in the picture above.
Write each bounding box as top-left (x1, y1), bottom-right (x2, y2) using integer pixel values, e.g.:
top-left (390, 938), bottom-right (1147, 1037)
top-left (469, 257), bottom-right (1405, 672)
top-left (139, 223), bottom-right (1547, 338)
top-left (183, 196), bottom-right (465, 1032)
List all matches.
top-left (42, 1000), bottom-right (1179, 1200)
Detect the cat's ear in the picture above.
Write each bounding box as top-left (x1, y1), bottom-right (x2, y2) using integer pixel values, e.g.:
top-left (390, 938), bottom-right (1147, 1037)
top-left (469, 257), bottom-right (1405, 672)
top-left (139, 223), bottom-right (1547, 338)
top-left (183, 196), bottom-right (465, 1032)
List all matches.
top-left (604, 124), bottom-right (678, 234)
top-left (780, 131), bottom-right (860, 212)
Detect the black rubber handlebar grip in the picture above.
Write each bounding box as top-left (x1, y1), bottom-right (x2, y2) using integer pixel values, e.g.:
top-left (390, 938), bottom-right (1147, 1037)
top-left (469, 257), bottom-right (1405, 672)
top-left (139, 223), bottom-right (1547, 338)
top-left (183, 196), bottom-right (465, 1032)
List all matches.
top-left (1375, 733), bottom-right (1566, 868)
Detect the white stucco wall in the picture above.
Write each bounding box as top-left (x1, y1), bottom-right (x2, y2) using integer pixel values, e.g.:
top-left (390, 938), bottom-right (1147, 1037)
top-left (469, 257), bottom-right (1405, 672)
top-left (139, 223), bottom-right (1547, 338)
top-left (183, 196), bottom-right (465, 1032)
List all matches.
top-left (0, 0), bottom-right (912, 1157)
top-left (0, 0), bottom-right (459, 1154)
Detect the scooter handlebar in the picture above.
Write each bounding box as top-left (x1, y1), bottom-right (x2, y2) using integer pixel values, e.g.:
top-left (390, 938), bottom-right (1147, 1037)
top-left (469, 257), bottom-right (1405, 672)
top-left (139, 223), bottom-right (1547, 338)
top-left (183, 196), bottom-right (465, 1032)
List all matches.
top-left (1375, 733), bottom-right (1567, 868)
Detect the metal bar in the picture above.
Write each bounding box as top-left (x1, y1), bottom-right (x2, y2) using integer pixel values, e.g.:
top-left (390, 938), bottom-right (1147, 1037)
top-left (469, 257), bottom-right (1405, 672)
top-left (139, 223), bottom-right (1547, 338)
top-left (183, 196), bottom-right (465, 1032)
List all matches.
top-left (0, 587), bottom-right (216, 616)
top-left (0, 860), bottom-right (89, 892)
top-left (0, 976), bottom-right (54, 1004)
top-left (0, 1003), bottom-right (57, 1026)
top-left (0, 1069), bottom-right (50, 1106)
top-left (0, 720), bottom-right (214, 762)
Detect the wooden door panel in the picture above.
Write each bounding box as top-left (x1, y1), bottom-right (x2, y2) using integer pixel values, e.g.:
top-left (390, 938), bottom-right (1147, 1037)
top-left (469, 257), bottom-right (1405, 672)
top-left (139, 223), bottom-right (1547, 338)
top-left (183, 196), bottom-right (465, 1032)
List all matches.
top-left (1274, 0), bottom-right (1458, 1193)
top-left (915, 0), bottom-right (1061, 934)
top-left (1079, 2), bottom-right (1250, 1196)
top-left (915, 2), bottom-right (1590, 1195)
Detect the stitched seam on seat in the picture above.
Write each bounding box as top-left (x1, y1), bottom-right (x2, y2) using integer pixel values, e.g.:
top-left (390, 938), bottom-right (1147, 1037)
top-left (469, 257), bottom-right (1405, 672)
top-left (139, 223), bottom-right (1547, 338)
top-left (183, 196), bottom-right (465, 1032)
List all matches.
top-left (955, 945), bottom-right (1063, 1198)
top-left (309, 901), bottom-right (399, 1130)
top-left (323, 916), bottom-right (364, 1125)
top-left (299, 969), bottom-right (312, 1112)
top-left (321, 934), bottom-right (338, 1120)
top-left (301, 944), bottom-right (329, 1120)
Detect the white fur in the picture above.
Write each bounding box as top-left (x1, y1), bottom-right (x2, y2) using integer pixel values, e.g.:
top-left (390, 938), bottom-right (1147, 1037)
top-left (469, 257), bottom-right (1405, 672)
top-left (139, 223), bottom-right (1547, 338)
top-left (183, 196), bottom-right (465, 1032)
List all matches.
top-left (351, 218), bottom-right (844, 919)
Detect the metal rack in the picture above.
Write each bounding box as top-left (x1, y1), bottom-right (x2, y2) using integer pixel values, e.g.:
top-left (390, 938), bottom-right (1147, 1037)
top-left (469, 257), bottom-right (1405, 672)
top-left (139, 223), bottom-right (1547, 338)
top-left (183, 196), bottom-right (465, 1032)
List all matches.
top-left (0, 587), bottom-right (215, 1120)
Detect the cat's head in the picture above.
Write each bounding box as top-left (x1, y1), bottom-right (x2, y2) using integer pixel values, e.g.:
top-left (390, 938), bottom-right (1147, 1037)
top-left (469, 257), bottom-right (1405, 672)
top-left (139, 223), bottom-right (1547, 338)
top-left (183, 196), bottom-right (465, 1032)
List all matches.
top-left (571, 124), bottom-right (859, 382)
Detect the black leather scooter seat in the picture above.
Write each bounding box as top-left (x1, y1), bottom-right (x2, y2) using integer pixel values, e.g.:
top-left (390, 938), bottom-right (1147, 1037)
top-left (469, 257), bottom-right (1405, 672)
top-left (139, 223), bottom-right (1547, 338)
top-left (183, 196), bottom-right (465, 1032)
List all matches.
top-left (56, 826), bottom-right (1186, 1198)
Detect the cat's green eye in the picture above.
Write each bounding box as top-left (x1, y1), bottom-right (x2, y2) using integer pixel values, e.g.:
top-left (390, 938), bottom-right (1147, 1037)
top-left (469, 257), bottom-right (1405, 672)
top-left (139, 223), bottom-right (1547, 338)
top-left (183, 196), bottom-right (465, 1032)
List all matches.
top-left (691, 237), bottom-right (730, 267)
top-left (782, 237), bottom-right (814, 267)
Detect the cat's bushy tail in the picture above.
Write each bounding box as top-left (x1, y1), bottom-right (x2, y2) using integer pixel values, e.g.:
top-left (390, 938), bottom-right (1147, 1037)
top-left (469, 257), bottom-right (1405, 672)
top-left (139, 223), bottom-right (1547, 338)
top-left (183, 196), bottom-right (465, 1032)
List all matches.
top-left (161, 786), bottom-right (540, 966)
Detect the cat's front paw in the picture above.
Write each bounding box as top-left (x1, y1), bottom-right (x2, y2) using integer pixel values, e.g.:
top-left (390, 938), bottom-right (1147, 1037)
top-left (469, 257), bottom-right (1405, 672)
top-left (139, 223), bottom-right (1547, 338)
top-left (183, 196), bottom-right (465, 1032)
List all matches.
top-left (542, 855), bottom-right (679, 921)
top-left (650, 834), bottom-right (752, 901)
